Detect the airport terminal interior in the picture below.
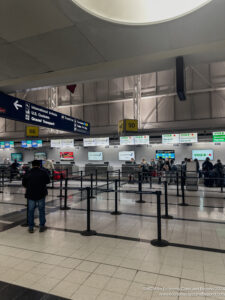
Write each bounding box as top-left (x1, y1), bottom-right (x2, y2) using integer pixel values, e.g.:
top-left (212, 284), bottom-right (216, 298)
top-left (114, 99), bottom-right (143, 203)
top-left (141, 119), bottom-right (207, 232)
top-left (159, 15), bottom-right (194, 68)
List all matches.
top-left (1, 0), bottom-right (225, 299)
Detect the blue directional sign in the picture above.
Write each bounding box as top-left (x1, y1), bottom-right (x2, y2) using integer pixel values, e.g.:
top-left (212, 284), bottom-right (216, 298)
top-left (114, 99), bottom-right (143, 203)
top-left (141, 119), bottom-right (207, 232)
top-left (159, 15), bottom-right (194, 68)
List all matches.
top-left (0, 92), bottom-right (90, 135)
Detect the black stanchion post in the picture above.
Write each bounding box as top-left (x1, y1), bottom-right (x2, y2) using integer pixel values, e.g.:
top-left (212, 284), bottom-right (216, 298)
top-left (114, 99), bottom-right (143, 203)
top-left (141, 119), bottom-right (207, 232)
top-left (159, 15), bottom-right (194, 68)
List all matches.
top-left (81, 187), bottom-right (97, 236)
top-left (178, 172), bottom-right (189, 206)
top-left (149, 172), bottom-right (152, 189)
top-left (118, 169), bottom-right (121, 187)
top-left (162, 181), bottom-right (173, 219)
top-left (80, 171), bottom-right (83, 200)
top-left (111, 180), bottom-right (122, 215)
top-left (176, 171), bottom-right (180, 197)
top-left (90, 174), bottom-right (95, 199)
top-left (61, 178), bottom-right (71, 210)
top-left (136, 172), bottom-right (146, 203)
top-left (151, 191), bottom-right (169, 247)
top-left (221, 175), bottom-right (223, 193)
top-left (107, 171), bottom-right (109, 190)
top-left (59, 174), bottom-right (63, 207)
top-left (95, 169), bottom-right (98, 192)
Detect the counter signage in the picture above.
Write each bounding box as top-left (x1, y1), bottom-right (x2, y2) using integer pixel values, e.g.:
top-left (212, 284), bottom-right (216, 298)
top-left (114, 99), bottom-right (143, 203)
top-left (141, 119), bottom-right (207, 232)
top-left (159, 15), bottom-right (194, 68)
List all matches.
top-left (213, 132), bottom-right (225, 142)
top-left (50, 140), bottom-right (61, 148)
top-left (88, 152), bottom-right (103, 161)
top-left (0, 92), bottom-right (90, 135)
top-left (134, 136), bottom-right (149, 145)
top-left (120, 136), bottom-right (135, 145)
top-left (83, 137), bottom-right (109, 147)
top-left (61, 139), bottom-right (74, 148)
top-left (162, 134), bottom-right (180, 144)
top-left (180, 133), bottom-right (198, 143)
top-left (95, 137), bottom-right (109, 146)
top-left (83, 138), bottom-right (96, 147)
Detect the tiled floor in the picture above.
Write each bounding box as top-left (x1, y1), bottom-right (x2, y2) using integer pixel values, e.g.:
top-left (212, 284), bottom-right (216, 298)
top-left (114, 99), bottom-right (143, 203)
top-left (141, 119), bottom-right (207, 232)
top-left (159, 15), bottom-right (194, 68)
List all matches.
top-left (0, 181), bottom-right (225, 299)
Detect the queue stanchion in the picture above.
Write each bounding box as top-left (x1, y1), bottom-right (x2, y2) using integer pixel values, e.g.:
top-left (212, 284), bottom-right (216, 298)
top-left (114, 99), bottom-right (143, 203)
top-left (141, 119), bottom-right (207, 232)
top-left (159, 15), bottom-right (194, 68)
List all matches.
top-left (178, 173), bottom-right (189, 206)
top-left (111, 180), bottom-right (122, 215)
top-left (149, 173), bottom-right (152, 189)
top-left (80, 171), bottom-right (83, 199)
top-left (61, 178), bottom-right (71, 210)
top-left (106, 171), bottom-right (109, 191)
top-left (136, 172), bottom-right (146, 203)
top-left (90, 174), bottom-right (95, 199)
top-left (59, 174), bottom-right (63, 207)
top-left (221, 175), bottom-right (224, 193)
top-left (21, 198), bottom-right (29, 227)
top-left (162, 181), bottom-right (173, 219)
top-left (81, 187), bottom-right (97, 236)
top-left (151, 191), bottom-right (169, 247)
top-left (95, 169), bottom-right (98, 192)
top-left (176, 172), bottom-right (180, 197)
top-left (51, 170), bottom-right (54, 189)
top-left (118, 169), bottom-right (121, 187)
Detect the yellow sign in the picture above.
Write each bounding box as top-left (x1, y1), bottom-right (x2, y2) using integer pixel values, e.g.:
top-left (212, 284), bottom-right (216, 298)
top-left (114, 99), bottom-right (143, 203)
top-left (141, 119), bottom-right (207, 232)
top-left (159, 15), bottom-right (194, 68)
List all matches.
top-left (26, 126), bottom-right (39, 137)
top-left (118, 120), bottom-right (124, 134)
top-left (125, 119), bottom-right (138, 132)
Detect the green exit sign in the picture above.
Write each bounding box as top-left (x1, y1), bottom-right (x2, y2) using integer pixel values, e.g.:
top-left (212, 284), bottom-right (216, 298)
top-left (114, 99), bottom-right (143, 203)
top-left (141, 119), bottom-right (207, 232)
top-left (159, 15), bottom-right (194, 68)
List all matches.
top-left (213, 132), bottom-right (225, 142)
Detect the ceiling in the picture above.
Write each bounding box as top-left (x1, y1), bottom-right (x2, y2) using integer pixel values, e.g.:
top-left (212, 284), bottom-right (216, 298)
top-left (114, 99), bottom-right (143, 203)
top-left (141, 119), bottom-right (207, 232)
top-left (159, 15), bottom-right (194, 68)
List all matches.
top-left (0, 0), bottom-right (224, 93)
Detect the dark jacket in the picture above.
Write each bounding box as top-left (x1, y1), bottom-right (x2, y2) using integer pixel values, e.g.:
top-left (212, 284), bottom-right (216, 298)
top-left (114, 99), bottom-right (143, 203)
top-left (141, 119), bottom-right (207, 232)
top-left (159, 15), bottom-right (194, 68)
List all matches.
top-left (202, 161), bottom-right (213, 172)
top-left (22, 167), bottom-right (50, 200)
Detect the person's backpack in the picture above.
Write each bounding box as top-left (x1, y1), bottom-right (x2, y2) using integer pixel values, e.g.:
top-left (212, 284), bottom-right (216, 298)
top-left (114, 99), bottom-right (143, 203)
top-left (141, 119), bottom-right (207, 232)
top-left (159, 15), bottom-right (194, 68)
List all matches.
top-left (142, 163), bottom-right (149, 172)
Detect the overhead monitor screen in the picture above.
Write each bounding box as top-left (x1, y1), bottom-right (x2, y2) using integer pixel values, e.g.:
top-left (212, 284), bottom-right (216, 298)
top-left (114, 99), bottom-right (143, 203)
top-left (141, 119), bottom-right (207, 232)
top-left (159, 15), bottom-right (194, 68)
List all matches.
top-left (60, 152), bottom-right (74, 161)
top-left (11, 153), bottom-right (23, 162)
top-left (34, 152), bottom-right (47, 160)
top-left (88, 152), bottom-right (103, 161)
top-left (156, 150), bottom-right (175, 159)
top-left (162, 134), bottom-right (180, 144)
top-left (192, 150), bottom-right (214, 161)
top-left (32, 140), bottom-right (42, 148)
top-left (119, 151), bottom-right (135, 161)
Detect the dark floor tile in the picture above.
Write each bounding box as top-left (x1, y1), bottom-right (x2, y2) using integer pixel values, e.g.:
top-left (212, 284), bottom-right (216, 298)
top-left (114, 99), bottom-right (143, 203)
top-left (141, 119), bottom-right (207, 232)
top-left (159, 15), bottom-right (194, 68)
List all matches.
top-left (15, 289), bottom-right (45, 300)
top-left (0, 284), bottom-right (27, 300)
top-left (41, 295), bottom-right (69, 300)
top-left (0, 281), bottom-right (9, 291)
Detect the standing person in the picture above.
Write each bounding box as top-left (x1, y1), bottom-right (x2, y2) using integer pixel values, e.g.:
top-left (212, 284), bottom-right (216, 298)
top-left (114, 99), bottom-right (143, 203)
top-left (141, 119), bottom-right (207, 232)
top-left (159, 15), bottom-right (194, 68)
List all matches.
top-left (128, 158), bottom-right (136, 183)
top-left (202, 157), bottom-right (213, 187)
top-left (213, 159), bottom-right (223, 187)
top-left (22, 160), bottom-right (50, 233)
top-left (140, 158), bottom-right (149, 183)
top-left (10, 159), bottom-right (20, 182)
top-left (157, 157), bottom-right (164, 184)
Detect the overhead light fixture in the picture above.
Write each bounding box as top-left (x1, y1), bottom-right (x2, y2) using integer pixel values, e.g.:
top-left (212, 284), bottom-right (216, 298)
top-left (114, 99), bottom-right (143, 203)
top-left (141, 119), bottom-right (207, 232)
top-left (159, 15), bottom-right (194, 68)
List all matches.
top-left (71, 0), bottom-right (212, 25)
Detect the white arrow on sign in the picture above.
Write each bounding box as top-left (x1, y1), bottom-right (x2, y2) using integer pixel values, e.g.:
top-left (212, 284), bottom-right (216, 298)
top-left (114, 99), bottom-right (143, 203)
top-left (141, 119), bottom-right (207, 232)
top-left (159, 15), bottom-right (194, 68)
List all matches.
top-left (14, 100), bottom-right (22, 110)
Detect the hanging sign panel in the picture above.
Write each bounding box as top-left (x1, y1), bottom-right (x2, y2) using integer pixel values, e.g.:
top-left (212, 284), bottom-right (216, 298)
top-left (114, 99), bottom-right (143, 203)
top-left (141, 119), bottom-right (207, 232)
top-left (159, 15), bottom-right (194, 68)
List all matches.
top-left (162, 134), bottom-right (180, 144)
top-left (0, 92), bottom-right (90, 135)
top-left (213, 132), bottom-right (225, 142)
top-left (180, 133), bottom-right (198, 143)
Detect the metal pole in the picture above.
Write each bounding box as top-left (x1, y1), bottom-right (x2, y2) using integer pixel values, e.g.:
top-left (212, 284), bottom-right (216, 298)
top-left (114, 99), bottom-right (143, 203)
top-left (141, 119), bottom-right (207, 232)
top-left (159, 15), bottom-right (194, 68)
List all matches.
top-left (178, 172), bottom-right (189, 206)
top-left (149, 172), bottom-right (152, 189)
top-left (81, 187), bottom-right (97, 236)
top-left (111, 180), bottom-right (122, 215)
top-left (118, 169), bottom-right (121, 187)
top-left (90, 174), bottom-right (95, 199)
top-left (162, 181), bottom-right (173, 219)
top-left (95, 169), bottom-right (98, 192)
top-left (151, 191), bottom-right (169, 247)
top-left (61, 178), bottom-right (71, 210)
top-left (80, 171), bottom-right (83, 199)
top-left (107, 171), bottom-right (109, 190)
top-left (136, 172), bottom-right (146, 203)
top-left (176, 171), bottom-right (179, 197)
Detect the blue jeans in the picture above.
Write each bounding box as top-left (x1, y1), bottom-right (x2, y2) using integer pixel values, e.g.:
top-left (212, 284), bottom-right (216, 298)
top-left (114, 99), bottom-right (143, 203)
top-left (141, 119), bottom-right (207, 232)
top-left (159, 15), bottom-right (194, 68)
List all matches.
top-left (28, 198), bottom-right (46, 229)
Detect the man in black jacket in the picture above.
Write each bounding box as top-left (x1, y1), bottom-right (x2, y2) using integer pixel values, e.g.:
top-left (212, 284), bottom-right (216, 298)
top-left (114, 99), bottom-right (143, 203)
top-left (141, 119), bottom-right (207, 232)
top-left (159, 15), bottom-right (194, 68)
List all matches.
top-left (22, 160), bottom-right (50, 233)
